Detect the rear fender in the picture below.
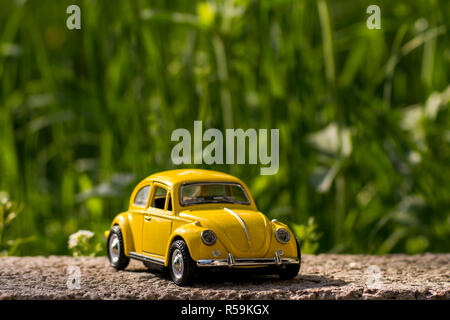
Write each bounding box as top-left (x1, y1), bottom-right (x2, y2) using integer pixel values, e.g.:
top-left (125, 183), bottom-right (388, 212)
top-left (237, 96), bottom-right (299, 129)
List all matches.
top-left (109, 212), bottom-right (135, 256)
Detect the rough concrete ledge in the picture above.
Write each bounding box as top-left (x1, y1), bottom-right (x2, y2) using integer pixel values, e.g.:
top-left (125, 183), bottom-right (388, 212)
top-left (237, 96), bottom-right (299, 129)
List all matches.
top-left (0, 254), bottom-right (448, 300)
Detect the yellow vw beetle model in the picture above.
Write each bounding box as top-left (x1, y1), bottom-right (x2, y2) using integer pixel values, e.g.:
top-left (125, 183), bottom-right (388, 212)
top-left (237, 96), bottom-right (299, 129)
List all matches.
top-left (105, 169), bottom-right (301, 285)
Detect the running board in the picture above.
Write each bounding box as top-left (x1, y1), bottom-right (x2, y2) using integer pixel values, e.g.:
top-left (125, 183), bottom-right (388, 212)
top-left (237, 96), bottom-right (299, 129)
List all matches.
top-left (129, 251), bottom-right (165, 266)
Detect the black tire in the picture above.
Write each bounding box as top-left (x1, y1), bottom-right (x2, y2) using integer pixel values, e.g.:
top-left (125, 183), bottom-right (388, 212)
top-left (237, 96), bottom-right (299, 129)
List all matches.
top-left (278, 238), bottom-right (302, 280)
top-left (107, 225), bottom-right (130, 270)
top-left (168, 239), bottom-right (197, 286)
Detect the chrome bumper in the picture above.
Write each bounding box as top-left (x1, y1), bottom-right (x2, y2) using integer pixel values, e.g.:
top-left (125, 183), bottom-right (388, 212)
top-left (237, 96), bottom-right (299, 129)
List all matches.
top-left (197, 252), bottom-right (300, 267)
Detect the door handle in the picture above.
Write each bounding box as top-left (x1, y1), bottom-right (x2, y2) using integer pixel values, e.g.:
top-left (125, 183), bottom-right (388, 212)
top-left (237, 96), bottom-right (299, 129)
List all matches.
top-left (144, 215), bottom-right (151, 222)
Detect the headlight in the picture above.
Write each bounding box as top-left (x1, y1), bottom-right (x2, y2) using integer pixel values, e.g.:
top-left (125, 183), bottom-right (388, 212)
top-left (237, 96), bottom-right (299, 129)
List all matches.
top-left (275, 228), bottom-right (291, 244)
top-left (201, 230), bottom-right (217, 246)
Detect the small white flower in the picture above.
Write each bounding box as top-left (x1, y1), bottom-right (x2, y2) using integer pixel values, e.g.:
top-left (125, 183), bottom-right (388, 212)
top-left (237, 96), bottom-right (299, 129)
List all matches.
top-left (68, 230), bottom-right (94, 249)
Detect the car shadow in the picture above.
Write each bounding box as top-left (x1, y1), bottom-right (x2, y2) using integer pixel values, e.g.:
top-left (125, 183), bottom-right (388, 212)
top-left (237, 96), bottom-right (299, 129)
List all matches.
top-left (189, 269), bottom-right (347, 291)
top-left (125, 266), bottom-right (347, 291)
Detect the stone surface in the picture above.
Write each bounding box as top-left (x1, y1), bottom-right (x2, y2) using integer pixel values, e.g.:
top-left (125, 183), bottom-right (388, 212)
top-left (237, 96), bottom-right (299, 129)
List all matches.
top-left (0, 254), bottom-right (448, 300)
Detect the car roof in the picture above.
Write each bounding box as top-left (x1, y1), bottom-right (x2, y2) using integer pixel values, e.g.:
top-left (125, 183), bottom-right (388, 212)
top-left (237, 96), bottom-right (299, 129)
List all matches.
top-left (142, 169), bottom-right (244, 187)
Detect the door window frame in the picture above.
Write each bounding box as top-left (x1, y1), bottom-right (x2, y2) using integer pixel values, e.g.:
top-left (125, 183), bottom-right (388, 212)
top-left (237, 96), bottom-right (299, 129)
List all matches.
top-left (148, 182), bottom-right (173, 215)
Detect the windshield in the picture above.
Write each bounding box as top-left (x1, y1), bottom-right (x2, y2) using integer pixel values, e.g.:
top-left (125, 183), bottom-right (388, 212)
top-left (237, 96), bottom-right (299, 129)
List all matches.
top-left (179, 182), bottom-right (250, 206)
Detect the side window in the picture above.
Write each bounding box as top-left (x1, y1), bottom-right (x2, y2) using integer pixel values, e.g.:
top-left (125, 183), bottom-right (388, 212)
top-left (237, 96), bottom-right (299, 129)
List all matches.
top-left (134, 186), bottom-right (150, 207)
top-left (151, 186), bottom-right (167, 210)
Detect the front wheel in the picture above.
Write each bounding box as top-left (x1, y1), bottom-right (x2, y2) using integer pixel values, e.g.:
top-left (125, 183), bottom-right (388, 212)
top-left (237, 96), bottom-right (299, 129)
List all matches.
top-left (278, 238), bottom-right (301, 280)
top-left (168, 240), bottom-right (197, 286)
top-left (107, 225), bottom-right (130, 270)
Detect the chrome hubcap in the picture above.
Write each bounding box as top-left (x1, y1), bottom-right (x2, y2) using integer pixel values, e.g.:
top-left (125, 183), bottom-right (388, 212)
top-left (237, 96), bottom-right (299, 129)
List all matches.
top-left (171, 249), bottom-right (184, 280)
top-left (109, 234), bottom-right (120, 264)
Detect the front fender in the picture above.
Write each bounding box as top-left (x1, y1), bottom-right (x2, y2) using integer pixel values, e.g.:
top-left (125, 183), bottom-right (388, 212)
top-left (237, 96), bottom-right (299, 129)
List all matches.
top-left (164, 222), bottom-right (228, 266)
top-left (109, 212), bottom-right (135, 256)
top-left (267, 220), bottom-right (299, 258)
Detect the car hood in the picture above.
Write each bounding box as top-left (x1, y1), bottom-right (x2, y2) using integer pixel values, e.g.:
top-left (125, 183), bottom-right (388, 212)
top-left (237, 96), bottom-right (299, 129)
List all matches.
top-left (179, 207), bottom-right (272, 257)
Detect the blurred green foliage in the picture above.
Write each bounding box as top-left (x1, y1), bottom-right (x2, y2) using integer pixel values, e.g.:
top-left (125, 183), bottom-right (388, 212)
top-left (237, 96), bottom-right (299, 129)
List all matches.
top-left (292, 217), bottom-right (321, 254)
top-left (0, 191), bottom-right (33, 255)
top-left (0, 0), bottom-right (449, 255)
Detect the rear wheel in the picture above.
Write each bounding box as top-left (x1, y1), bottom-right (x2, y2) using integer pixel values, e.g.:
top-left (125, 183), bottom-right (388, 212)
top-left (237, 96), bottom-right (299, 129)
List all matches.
top-left (278, 238), bottom-right (301, 280)
top-left (107, 225), bottom-right (130, 270)
top-left (168, 240), bottom-right (196, 286)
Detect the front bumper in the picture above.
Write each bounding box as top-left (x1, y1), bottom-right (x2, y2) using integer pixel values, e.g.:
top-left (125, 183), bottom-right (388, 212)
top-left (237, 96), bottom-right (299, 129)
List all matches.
top-left (197, 252), bottom-right (300, 267)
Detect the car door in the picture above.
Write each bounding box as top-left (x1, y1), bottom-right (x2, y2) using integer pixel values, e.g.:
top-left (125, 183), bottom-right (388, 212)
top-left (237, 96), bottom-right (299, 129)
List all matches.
top-left (128, 184), bottom-right (151, 254)
top-left (142, 183), bottom-right (174, 257)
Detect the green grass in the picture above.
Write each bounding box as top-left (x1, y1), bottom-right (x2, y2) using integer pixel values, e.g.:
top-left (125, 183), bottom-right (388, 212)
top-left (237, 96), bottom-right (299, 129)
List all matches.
top-left (0, 0), bottom-right (449, 255)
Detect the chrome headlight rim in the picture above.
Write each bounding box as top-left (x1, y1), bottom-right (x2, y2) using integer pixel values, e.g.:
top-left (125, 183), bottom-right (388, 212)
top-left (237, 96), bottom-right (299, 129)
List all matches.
top-left (201, 230), bottom-right (217, 246)
top-left (275, 228), bottom-right (291, 244)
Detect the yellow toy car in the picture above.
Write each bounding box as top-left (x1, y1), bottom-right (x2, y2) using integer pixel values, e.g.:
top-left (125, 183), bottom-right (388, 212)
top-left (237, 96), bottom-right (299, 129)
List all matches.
top-left (106, 169), bottom-right (301, 285)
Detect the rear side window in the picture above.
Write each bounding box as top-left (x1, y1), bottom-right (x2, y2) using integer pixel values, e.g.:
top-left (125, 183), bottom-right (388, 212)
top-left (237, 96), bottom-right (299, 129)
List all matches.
top-left (134, 186), bottom-right (150, 207)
